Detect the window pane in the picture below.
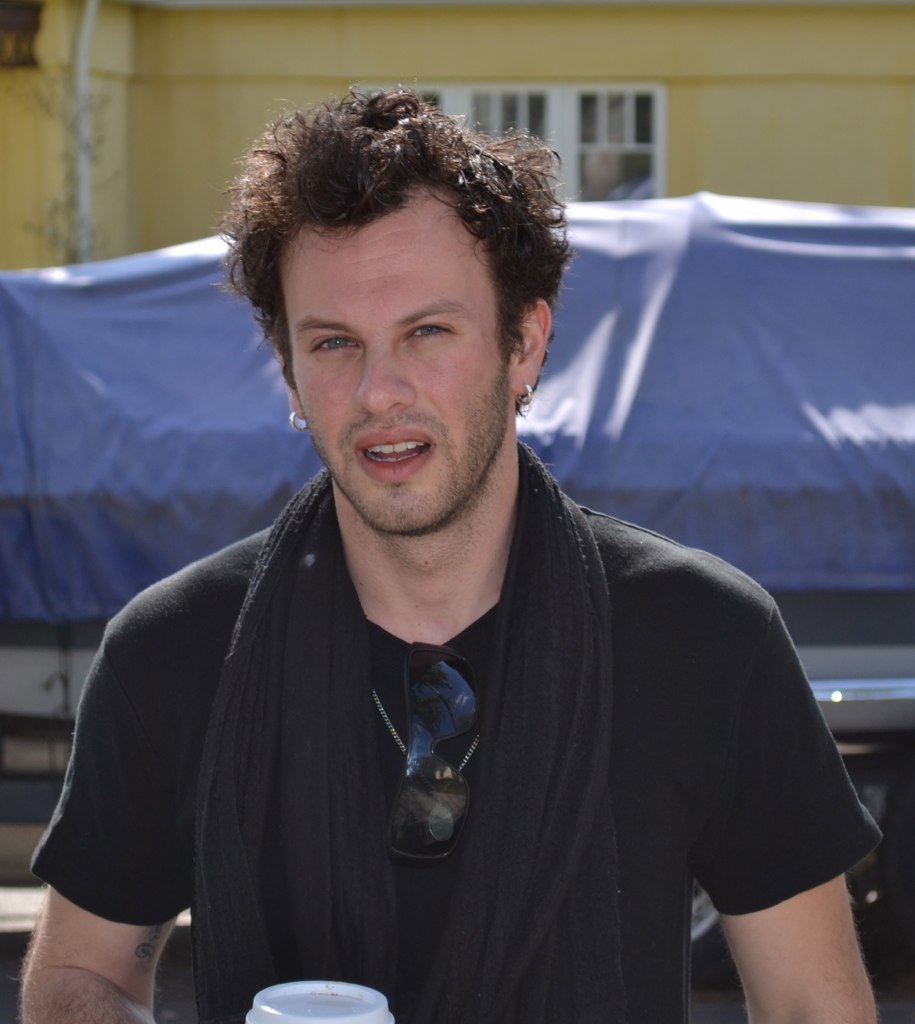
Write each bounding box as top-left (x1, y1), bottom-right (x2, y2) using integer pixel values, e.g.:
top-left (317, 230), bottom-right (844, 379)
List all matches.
top-left (579, 94), bottom-right (597, 143)
top-left (635, 94), bottom-right (654, 144)
top-left (501, 93), bottom-right (519, 133)
top-left (579, 151), bottom-right (616, 201)
top-left (528, 93), bottom-right (546, 139)
top-left (472, 93), bottom-right (493, 133)
top-left (606, 94), bottom-right (625, 144)
top-left (613, 152), bottom-right (654, 199)
top-left (579, 149), bottom-right (653, 201)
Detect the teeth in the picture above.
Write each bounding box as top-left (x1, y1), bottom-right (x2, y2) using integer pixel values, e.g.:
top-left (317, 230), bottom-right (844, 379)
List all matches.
top-left (368, 441), bottom-right (422, 454)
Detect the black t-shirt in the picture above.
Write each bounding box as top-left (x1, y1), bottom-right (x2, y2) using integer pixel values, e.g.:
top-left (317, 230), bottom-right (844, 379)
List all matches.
top-left (370, 612), bottom-right (494, 1010)
top-left (262, 609), bottom-right (496, 1013)
top-left (32, 510), bottom-right (880, 1021)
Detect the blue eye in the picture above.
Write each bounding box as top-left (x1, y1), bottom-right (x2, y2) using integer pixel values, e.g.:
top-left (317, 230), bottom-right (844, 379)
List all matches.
top-left (415, 324), bottom-right (442, 337)
top-left (320, 336), bottom-right (351, 350)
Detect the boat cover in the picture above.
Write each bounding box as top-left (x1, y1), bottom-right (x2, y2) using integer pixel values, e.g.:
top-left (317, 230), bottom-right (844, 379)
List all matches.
top-left (2, 193), bottom-right (914, 622)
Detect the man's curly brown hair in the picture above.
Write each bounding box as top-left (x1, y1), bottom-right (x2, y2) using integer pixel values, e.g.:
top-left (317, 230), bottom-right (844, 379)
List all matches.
top-left (220, 88), bottom-right (570, 385)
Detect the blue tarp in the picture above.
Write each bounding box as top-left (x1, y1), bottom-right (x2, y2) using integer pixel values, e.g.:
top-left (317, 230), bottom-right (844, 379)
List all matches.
top-left (2, 193), bottom-right (914, 622)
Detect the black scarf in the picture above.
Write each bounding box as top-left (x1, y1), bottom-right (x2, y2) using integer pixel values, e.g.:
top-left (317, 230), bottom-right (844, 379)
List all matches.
top-left (194, 444), bottom-right (625, 1023)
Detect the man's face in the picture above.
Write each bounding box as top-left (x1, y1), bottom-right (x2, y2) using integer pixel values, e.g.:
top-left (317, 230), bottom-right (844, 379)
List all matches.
top-left (280, 193), bottom-right (540, 538)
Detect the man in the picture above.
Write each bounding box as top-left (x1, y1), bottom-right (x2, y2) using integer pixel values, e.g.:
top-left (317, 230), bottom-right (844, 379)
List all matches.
top-left (21, 89), bottom-right (879, 1023)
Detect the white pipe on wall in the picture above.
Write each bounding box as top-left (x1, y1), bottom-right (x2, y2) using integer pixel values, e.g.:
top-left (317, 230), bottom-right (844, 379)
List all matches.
top-left (73, 0), bottom-right (100, 263)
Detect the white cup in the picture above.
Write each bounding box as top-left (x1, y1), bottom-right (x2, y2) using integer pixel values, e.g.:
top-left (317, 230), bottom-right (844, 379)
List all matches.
top-left (246, 980), bottom-right (395, 1023)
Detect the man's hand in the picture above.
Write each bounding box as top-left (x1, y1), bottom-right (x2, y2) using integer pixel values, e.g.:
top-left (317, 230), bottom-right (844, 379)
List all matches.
top-left (721, 875), bottom-right (876, 1023)
top-left (20, 886), bottom-right (176, 1023)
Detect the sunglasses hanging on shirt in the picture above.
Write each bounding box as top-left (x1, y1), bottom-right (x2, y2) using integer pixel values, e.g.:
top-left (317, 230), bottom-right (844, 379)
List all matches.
top-left (379, 643), bottom-right (480, 861)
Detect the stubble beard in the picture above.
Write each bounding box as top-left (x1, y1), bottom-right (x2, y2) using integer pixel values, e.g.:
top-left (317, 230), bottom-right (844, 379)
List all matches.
top-left (307, 364), bottom-right (512, 539)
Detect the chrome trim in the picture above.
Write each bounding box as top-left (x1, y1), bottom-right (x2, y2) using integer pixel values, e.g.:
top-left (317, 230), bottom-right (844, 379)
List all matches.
top-left (810, 678), bottom-right (915, 704)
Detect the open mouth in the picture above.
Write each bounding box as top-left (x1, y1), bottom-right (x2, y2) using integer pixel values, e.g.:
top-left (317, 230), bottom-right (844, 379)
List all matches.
top-left (364, 440), bottom-right (430, 463)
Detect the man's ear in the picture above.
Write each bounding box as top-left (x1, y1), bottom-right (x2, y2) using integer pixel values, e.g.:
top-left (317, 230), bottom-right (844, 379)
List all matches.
top-left (287, 386), bottom-right (306, 420)
top-left (509, 299), bottom-right (551, 394)
top-left (275, 348), bottom-right (303, 418)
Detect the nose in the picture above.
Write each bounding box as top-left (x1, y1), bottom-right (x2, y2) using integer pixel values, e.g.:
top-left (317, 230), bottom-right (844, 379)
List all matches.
top-left (356, 347), bottom-right (416, 416)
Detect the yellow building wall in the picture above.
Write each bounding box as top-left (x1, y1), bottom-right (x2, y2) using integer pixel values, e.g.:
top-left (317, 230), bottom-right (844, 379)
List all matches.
top-left (0, 0), bottom-right (132, 267)
top-left (671, 81), bottom-right (914, 206)
top-left (0, 66), bottom-right (66, 268)
top-left (1, 0), bottom-right (76, 270)
top-left (3, 1), bottom-right (914, 268)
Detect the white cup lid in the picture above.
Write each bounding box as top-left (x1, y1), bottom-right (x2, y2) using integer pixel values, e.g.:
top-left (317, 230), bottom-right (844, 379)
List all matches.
top-left (246, 981), bottom-right (394, 1023)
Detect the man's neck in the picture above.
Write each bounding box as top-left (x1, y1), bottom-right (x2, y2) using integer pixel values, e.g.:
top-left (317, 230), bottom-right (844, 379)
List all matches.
top-left (334, 470), bottom-right (518, 646)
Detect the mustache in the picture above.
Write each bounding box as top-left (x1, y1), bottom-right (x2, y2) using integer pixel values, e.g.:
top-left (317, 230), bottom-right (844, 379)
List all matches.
top-left (342, 412), bottom-right (446, 447)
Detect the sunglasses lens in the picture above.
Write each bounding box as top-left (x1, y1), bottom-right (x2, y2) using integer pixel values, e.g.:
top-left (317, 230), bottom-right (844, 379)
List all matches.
top-left (388, 648), bottom-right (478, 860)
top-left (390, 762), bottom-right (469, 858)
top-left (408, 653), bottom-right (477, 738)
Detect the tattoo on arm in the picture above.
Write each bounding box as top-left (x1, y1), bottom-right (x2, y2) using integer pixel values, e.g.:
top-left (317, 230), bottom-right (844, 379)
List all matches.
top-left (134, 924), bottom-right (164, 973)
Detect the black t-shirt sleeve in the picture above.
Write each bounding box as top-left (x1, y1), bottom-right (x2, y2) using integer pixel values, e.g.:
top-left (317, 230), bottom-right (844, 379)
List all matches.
top-left (691, 601), bottom-right (881, 915)
top-left (31, 532), bottom-right (264, 925)
top-left (32, 642), bottom-right (193, 924)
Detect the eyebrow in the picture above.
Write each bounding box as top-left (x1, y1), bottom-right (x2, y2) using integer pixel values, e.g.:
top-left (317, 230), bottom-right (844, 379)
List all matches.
top-left (291, 315), bottom-right (351, 337)
top-left (291, 300), bottom-right (471, 338)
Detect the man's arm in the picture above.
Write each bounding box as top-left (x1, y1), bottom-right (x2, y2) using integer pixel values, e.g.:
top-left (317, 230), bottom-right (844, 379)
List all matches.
top-left (720, 875), bottom-right (876, 1024)
top-left (20, 887), bottom-right (176, 1024)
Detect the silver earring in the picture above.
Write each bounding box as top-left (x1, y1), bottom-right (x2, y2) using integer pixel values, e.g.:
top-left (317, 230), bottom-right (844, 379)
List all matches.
top-left (289, 411), bottom-right (309, 433)
top-left (515, 384), bottom-right (534, 416)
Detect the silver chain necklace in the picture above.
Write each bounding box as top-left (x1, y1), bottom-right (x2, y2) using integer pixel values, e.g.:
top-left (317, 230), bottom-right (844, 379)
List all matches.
top-left (371, 689), bottom-right (480, 771)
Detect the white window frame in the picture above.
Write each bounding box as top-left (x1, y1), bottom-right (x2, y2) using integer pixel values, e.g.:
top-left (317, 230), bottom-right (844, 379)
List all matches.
top-left (358, 81), bottom-right (667, 202)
